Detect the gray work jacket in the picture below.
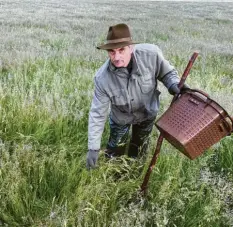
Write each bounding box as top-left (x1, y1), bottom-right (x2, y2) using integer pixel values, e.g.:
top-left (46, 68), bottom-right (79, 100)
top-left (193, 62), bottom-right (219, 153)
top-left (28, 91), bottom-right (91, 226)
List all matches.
top-left (88, 44), bottom-right (180, 150)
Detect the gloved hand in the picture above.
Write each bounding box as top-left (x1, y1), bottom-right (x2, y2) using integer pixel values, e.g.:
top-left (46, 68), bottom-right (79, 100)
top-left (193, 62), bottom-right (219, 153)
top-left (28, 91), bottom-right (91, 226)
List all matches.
top-left (168, 83), bottom-right (189, 95)
top-left (86, 149), bottom-right (99, 169)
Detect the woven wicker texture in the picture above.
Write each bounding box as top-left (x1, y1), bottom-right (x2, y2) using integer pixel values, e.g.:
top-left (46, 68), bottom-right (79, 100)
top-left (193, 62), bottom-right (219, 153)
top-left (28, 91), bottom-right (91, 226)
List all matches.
top-left (156, 90), bottom-right (232, 159)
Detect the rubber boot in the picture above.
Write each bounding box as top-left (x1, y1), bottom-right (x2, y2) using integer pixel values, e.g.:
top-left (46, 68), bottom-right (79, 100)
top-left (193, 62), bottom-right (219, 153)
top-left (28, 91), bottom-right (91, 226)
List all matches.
top-left (105, 144), bottom-right (127, 159)
top-left (128, 142), bottom-right (140, 158)
top-left (128, 141), bottom-right (149, 158)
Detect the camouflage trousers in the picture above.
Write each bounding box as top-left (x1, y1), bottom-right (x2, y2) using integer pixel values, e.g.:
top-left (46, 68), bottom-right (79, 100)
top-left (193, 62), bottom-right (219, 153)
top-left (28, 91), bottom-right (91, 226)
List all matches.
top-left (105, 117), bottom-right (156, 158)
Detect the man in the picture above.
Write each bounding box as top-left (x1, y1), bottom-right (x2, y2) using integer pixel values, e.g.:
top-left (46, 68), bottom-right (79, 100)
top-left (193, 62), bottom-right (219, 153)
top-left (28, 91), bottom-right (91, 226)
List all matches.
top-left (86, 23), bottom-right (183, 169)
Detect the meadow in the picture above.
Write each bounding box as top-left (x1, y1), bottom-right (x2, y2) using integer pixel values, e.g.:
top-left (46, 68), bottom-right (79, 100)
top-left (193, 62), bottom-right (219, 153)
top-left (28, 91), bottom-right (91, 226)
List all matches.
top-left (0, 0), bottom-right (233, 226)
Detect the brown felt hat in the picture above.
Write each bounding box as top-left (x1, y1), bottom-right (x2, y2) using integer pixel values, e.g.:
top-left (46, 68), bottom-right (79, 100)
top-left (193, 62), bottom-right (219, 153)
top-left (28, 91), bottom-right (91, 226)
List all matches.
top-left (97, 23), bottom-right (138, 50)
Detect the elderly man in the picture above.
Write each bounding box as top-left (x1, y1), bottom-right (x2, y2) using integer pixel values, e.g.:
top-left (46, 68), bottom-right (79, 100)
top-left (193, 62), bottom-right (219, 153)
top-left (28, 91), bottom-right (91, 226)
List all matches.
top-left (86, 23), bottom-right (183, 169)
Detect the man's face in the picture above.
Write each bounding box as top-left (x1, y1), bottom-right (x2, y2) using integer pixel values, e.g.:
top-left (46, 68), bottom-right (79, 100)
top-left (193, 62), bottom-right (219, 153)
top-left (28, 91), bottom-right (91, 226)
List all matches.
top-left (108, 45), bottom-right (133, 68)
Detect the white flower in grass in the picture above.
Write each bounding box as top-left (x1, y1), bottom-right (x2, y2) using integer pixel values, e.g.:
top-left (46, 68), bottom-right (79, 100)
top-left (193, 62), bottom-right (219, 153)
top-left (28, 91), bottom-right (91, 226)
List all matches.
top-left (7, 73), bottom-right (14, 80)
top-left (220, 77), bottom-right (231, 86)
top-left (49, 211), bottom-right (56, 219)
top-left (23, 144), bottom-right (33, 151)
top-left (74, 110), bottom-right (84, 121)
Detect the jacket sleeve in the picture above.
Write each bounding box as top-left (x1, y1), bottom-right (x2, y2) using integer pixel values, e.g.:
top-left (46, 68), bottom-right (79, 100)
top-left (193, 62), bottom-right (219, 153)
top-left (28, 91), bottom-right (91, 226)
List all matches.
top-left (88, 77), bottom-right (110, 150)
top-left (155, 47), bottom-right (180, 89)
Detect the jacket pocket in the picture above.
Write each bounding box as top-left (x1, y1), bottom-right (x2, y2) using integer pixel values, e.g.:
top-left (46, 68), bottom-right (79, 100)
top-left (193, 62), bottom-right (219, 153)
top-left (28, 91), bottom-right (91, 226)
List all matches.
top-left (147, 89), bottom-right (161, 114)
top-left (138, 74), bottom-right (156, 93)
top-left (110, 89), bottom-right (127, 105)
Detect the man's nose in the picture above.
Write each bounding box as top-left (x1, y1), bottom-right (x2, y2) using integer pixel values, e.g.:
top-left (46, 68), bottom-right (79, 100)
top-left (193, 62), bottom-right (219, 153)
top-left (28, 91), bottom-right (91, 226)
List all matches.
top-left (114, 51), bottom-right (121, 60)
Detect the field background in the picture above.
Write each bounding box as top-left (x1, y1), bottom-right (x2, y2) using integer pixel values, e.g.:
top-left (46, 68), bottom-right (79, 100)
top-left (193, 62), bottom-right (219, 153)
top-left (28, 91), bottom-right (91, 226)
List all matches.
top-left (0, 0), bottom-right (233, 226)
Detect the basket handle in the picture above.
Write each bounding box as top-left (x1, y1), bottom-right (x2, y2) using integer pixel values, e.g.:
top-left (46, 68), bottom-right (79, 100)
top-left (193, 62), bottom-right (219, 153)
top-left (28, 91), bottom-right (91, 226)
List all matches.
top-left (186, 89), bottom-right (233, 134)
top-left (231, 117), bottom-right (233, 132)
top-left (186, 89), bottom-right (210, 105)
top-left (224, 117), bottom-right (233, 132)
top-left (186, 88), bottom-right (209, 98)
top-left (220, 117), bottom-right (233, 134)
top-left (229, 117), bottom-right (233, 133)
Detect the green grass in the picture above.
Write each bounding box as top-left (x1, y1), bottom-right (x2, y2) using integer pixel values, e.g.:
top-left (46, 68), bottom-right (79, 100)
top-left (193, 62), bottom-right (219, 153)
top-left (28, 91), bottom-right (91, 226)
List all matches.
top-left (0, 1), bottom-right (233, 226)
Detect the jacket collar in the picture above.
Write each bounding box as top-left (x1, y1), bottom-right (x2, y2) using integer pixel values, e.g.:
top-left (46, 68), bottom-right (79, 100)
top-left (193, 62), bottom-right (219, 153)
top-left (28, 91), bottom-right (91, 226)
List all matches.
top-left (108, 54), bottom-right (139, 77)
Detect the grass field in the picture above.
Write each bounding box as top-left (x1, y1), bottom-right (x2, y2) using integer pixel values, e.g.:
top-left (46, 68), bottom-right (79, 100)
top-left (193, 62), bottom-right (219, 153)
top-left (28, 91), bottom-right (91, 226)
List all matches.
top-left (0, 1), bottom-right (233, 226)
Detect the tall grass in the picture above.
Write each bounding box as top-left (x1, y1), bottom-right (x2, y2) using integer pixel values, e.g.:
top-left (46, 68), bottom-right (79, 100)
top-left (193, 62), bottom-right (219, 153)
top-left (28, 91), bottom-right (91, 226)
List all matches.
top-left (0, 0), bottom-right (233, 226)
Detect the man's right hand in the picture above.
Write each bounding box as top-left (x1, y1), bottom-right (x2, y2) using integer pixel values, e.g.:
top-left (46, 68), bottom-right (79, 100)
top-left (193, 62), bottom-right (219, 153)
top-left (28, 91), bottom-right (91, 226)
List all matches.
top-left (86, 149), bottom-right (99, 169)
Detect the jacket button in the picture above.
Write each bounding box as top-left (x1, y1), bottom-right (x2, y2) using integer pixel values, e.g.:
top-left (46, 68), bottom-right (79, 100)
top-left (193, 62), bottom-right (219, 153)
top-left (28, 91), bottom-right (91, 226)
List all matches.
top-left (131, 99), bottom-right (134, 101)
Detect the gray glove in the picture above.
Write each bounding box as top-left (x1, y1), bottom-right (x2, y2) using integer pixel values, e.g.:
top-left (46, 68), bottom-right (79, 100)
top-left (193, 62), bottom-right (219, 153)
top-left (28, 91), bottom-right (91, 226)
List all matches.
top-left (86, 149), bottom-right (99, 169)
top-left (168, 83), bottom-right (189, 95)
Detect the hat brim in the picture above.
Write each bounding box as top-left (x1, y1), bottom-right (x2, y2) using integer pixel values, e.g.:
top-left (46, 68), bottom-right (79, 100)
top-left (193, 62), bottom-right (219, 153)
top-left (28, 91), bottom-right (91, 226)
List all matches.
top-left (97, 41), bottom-right (138, 50)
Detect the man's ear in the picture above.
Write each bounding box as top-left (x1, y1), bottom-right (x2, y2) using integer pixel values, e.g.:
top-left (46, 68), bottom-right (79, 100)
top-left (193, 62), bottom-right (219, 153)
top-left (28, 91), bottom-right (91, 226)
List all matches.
top-left (129, 45), bottom-right (134, 54)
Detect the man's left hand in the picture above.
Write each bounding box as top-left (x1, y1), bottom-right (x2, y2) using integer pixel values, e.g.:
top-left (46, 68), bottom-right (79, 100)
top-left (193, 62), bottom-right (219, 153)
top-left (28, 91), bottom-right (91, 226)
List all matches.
top-left (168, 83), bottom-right (189, 95)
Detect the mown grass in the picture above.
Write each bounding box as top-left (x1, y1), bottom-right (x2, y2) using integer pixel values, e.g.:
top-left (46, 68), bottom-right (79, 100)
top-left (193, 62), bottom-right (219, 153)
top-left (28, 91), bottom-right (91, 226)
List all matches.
top-left (0, 0), bottom-right (233, 226)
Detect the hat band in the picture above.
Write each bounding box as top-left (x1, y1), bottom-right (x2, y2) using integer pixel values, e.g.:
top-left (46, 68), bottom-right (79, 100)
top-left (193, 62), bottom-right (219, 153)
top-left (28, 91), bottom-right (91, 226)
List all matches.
top-left (106, 37), bottom-right (132, 44)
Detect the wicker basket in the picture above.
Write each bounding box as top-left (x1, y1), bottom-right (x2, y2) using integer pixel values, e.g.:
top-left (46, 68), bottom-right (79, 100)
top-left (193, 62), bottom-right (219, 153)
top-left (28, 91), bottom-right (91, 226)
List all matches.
top-left (156, 89), bottom-right (233, 159)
